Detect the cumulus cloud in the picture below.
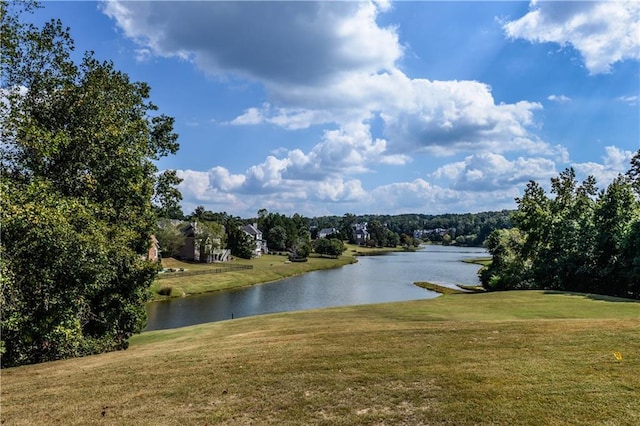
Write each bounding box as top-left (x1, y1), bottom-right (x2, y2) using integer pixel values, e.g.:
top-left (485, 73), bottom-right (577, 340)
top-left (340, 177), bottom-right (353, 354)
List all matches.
top-left (101, 0), bottom-right (600, 216)
top-left (431, 153), bottom-right (558, 191)
top-left (572, 146), bottom-right (636, 186)
top-left (101, 1), bottom-right (401, 85)
top-left (368, 179), bottom-right (521, 214)
top-left (104, 0), bottom-right (551, 160)
top-left (380, 78), bottom-right (546, 155)
top-left (504, 0), bottom-right (640, 74)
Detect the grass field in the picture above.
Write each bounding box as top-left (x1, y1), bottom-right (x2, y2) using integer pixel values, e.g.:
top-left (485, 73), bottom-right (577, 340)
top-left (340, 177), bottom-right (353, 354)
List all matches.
top-left (2, 291), bottom-right (638, 425)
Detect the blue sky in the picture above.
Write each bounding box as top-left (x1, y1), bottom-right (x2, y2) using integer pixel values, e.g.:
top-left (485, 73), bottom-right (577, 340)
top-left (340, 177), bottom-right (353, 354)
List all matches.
top-left (31, 1), bottom-right (639, 217)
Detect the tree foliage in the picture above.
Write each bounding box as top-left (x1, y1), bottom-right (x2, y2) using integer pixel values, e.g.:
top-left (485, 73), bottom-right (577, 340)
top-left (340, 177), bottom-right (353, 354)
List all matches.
top-left (155, 219), bottom-right (186, 258)
top-left (1, 3), bottom-right (180, 366)
top-left (313, 238), bottom-right (345, 258)
top-left (226, 220), bottom-right (255, 259)
top-left (482, 159), bottom-right (640, 300)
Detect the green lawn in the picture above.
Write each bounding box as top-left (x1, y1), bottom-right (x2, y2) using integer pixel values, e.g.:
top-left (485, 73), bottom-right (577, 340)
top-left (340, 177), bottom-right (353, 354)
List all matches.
top-left (2, 291), bottom-right (638, 425)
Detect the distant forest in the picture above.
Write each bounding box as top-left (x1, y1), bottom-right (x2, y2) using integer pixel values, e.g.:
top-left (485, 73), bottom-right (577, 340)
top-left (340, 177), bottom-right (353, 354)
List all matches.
top-left (307, 211), bottom-right (512, 246)
top-left (160, 207), bottom-right (513, 251)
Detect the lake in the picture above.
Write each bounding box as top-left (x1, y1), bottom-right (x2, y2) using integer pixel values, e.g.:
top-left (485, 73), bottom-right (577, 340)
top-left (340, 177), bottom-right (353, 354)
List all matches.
top-left (145, 245), bottom-right (487, 331)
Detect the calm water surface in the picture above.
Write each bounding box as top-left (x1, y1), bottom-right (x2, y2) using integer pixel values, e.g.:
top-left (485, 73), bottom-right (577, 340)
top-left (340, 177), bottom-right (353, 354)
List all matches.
top-left (145, 245), bottom-right (487, 331)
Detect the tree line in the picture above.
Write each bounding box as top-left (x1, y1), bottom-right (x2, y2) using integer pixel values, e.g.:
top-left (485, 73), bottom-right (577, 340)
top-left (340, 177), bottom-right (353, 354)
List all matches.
top-left (156, 206), bottom-right (514, 261)
top-left (482, 153), bottom-right (640, 300)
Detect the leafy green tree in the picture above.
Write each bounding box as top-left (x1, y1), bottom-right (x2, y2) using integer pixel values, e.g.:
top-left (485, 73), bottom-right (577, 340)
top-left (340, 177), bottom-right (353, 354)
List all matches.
top-left (481, 228), bottom-right (529, 290)
top-left (1, 3), bottom-right (179, 366)
top-left (191, 221), bottom-right (225, 263)
top-left (153, 170), bottom-right (184, 219)
top-left (268, 225), bottom-right (288, 251)
top-left (383, 228), bottom-right (400, 247)
top-left (626, 150), bottom-right (640, 196)
top-left (367, 220), bottom-right (385, 247)
top-left (487, 162), bottom-right (640, 299)
top-left (313, 238), bottom-right (344, 258)
top-left (340, 213), bottom-right (357, 243)
top-left (155, 219), bottom-right (186, 258)
top-left (593, 175), bottom-right (639, 297)
top-left (291, 238), bottom-right (312, 260)
top-left (226, 221), bottom-right (255, 259)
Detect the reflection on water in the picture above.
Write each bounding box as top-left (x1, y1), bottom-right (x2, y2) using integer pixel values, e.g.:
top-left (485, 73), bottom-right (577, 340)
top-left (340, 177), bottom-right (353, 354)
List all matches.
top-left (145, 245), bottom-right (487, 331)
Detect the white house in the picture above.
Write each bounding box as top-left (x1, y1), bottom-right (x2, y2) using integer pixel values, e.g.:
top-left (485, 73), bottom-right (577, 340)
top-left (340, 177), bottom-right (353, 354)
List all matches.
top-left (242, 223), bottom-right (268, 257)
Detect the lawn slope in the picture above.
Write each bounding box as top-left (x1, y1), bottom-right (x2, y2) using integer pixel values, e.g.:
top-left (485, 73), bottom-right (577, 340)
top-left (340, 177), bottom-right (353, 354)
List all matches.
top-left (2, 291), bottom-right (639, 425)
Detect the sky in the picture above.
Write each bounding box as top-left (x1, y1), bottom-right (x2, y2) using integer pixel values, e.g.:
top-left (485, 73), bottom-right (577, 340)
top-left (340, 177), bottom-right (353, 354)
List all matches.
top-left (29, 1), bottom-right (640, 218)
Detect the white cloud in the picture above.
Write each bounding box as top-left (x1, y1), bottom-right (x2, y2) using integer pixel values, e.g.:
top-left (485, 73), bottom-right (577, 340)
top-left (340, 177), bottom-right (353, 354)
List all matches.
top-left (314, 178), bottom-right (367, 202)
top-left (547, 94), bottom-right (571, 103)
top-left (572, 145), bottom-right (636, 186)
top-left (102, 0), bottom-right (608, 217)
top-left (102, 1), bottom-right (401, 85)
top-left (431, 153), bottom-right (558, 191)
top-left (617, 95), bottom-right (638, 106)
top-left (229, 107), bottom-right (264, 126)
top-left (105, 1), bottom-right (553, 161)
top-left (367, 179), bottom-right (520, 214)
top-left (504, 0), bottom-right (640, 74)
top-left (381, 78), bottom-right (546, 156)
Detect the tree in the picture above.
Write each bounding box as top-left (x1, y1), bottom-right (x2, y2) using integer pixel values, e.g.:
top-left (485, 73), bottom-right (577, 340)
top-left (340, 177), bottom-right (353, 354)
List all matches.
top-left (626, 150), bottom-right (640, 196)
top-left (268, 225), bottom-right (287, 251)
top-left (153, 169), bottom-right (184, 219)
top-left (191, 220), bottom-right (225, 263)
top-left (291, 238), bottom-right (312, 260)
top-left (486, 162), bottom-right (640, 299)
top-left (155, 219), bottom-right (186, 258)
top-left (340, 213), bottom-right (357, 243)
top-left (226, 222), bottom-right (255, 259)
top-left (593, 175), bottom-right (639, 297)
top-left (481, 228), bottom-right (530, 291)
top-left (1, 3), bottom-right (180, 366)
top-left (367, 220), bottom-right (385, 247)
top-left (313, 238), bottom-right (344, 258)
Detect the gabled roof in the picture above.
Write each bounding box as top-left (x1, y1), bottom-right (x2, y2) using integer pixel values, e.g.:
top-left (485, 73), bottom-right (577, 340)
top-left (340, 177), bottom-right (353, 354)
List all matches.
top-left (181, 223), bottom-right (197, 237)
top-left (318, 228), bottom-right (337, 235)
top-left (242, 224), bottom-right (261, 236)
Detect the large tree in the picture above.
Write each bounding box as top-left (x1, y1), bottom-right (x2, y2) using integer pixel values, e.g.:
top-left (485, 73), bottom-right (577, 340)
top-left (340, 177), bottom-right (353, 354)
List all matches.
top-left (1, 3), bottom-right (180, 366)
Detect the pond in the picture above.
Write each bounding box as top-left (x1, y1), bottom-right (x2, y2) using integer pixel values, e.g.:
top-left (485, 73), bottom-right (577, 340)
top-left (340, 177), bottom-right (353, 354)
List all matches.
top-left (145, 245), bottom-right (487, 331)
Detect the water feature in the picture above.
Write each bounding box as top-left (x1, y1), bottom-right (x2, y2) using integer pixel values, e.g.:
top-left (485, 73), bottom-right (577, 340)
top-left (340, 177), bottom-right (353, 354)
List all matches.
top-left (145, 245), bottom-right (487, 331)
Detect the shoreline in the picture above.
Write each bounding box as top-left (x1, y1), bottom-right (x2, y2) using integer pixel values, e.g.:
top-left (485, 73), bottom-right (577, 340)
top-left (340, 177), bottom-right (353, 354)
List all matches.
top-left (149, 245), bottom-right (487, 303)
top-left (148, 244), bottom-right (409, 302)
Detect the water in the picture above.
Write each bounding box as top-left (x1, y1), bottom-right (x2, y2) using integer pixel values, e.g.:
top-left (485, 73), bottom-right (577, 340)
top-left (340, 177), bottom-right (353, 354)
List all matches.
top-left (145, 245), bottom-right (487, 331)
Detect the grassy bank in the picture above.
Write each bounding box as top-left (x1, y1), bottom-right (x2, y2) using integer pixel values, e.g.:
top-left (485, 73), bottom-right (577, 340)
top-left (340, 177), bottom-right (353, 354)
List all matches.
top-left (150, 253), bottom-right (354, 299)
top-left (462, 256), bottom-right (492, 267)
top-left (3, 291), bottom-right (638, 425)
top-left (414, 281), bottom-right (469, 294)
top-left (149, 244), bottom-right (403, 300)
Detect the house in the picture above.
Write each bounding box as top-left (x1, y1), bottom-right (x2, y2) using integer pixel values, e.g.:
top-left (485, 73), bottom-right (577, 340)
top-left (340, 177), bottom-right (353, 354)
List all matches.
top-left (317, 227), bottom-right (338, 239)
top-left (242, 223), bottom-right (268, 257)
top-left (146, 234), bottom-right (161, 262)
top-left (176, 222), bottom-right (213, 263)
top-left (352, 223), bottom-right (369, 245)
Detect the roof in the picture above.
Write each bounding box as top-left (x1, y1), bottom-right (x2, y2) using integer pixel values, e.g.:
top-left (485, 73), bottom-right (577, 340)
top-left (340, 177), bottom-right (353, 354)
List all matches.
top-left (318, 228), bottom-right (337, 235)
top-left (242, 224), bottom-right (261, 236)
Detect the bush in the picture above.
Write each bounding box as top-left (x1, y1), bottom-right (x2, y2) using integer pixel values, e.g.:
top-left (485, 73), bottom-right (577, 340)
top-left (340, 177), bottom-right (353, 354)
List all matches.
top-left (158, 286), bottom-right (173, 296)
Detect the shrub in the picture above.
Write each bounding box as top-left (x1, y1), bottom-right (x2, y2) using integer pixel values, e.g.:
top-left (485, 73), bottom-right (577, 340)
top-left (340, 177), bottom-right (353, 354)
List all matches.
top-left (158, 286), bottom-right (173, 296)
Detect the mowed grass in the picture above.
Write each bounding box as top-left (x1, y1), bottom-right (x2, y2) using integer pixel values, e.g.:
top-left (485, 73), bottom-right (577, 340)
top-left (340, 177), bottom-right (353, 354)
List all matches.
top-left (2, 291), bottom-right (639, 425)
